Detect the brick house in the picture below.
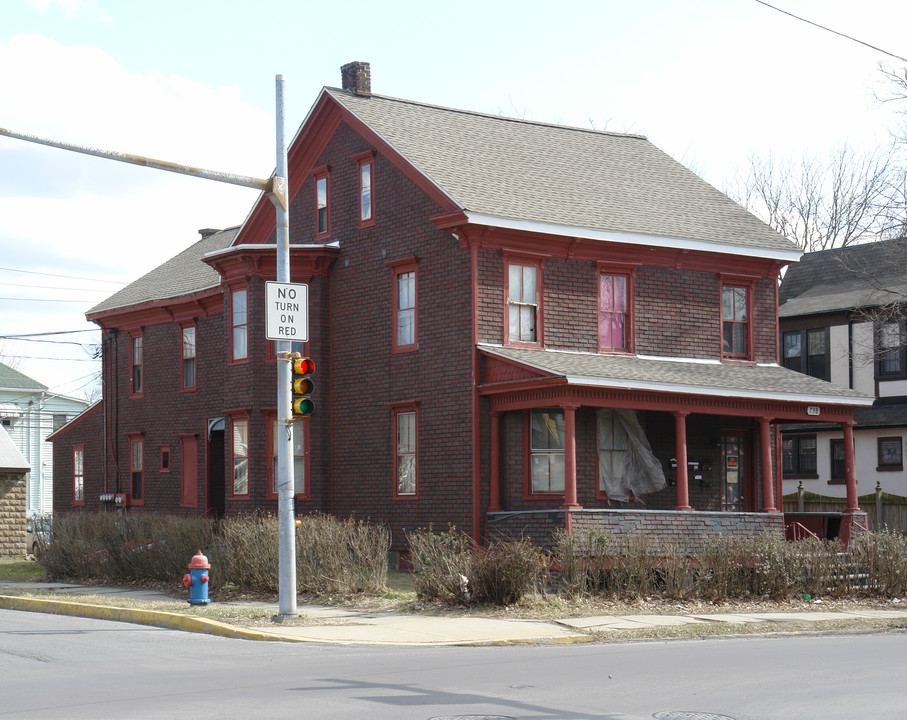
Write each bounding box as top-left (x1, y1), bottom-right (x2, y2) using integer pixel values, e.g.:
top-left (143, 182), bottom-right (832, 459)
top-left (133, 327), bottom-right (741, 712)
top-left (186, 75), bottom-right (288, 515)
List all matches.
top-left (779, 238), bottom-right (907, 535)
top-left (52, 62), bottom-right (873, 554)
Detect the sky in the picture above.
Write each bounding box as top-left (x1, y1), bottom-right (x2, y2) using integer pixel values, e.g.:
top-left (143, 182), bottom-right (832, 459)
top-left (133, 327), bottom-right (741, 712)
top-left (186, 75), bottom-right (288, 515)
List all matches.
top-left (1, 0), bottom-right (905, 401)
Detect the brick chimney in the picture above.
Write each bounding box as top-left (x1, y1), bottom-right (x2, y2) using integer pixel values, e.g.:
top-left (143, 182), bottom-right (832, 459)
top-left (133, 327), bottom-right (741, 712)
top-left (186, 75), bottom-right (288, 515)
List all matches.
top-left (341, 61), bottom-right (371, 97)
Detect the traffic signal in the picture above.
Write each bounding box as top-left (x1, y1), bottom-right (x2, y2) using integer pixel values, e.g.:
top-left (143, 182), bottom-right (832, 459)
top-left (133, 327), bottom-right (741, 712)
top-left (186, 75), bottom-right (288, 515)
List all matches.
top-left (291, 356), bottom-right (315, 418)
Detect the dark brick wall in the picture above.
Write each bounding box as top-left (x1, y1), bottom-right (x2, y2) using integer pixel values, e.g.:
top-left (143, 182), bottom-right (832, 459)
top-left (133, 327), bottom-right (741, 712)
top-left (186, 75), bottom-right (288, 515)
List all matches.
top-left (476, 255), bottom-right (778, 361)
top-left (51, 404), bottom-right (104, 512)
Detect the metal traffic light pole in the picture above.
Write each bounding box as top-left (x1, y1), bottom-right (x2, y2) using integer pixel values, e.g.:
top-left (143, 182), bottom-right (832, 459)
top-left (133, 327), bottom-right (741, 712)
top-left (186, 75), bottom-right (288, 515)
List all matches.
top-left (0, 75), bottom-right (298, 615)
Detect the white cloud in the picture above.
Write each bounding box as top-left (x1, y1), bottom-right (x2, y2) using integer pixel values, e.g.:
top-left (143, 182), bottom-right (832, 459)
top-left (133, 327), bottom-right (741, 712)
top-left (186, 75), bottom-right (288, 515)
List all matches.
top-left (0, 33), bottom-right (275, 395)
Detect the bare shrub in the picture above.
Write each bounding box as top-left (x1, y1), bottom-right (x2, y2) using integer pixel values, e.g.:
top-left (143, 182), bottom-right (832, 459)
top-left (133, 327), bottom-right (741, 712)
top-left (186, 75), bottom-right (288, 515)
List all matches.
top-left (407, 526), bottom-right (473, 604)
top-left (552, 528), bottom-right (612, 597)
top-left (39, 512), bottom-right (214, 584)
top-left (470, 539), bottom-right (548, 606)
top-left (851, 530), bottom-right (907, 597)
top-left (217, 514), bottom-right (280, 593)
top-left (295, 514), bottom-right (389, 595)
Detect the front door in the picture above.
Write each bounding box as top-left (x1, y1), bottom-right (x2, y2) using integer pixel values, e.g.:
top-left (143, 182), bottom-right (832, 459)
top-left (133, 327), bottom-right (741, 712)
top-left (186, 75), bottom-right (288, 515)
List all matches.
top-left (720, 432), bottom-right (746, 511)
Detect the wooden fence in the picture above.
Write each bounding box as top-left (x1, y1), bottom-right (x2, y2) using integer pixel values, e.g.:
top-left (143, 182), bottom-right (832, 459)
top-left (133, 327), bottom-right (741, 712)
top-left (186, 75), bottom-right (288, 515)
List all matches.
top-left (782, 487), bottom-right (907, 533)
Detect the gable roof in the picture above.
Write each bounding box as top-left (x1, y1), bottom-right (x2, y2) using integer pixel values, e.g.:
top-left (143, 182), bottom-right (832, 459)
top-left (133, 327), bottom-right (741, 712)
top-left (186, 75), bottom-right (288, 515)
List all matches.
top-left (0, 424), bottom-right (30, 472)
top-left (0, 362), bottom-right (47, 392)
top-left (87, 227), bottom-right (238, 317)
top-left (327, 88), bottom-right (799, 261)
top-left (480, 344), bottom-right (873, 407)
top-left (779, 237), bottom-right (907, 318)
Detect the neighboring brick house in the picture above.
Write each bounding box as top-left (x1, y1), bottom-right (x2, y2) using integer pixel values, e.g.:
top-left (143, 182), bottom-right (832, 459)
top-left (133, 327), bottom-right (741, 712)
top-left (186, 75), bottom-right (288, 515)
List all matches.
top-left (779, 238), bottom-right (907, 533)
top-left (52, 62), bottom-right (873, 554)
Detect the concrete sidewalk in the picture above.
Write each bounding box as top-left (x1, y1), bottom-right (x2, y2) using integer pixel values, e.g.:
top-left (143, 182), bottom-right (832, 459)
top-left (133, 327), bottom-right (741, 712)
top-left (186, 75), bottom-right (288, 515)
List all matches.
top-left (2, 580), bottom-right (906, 646)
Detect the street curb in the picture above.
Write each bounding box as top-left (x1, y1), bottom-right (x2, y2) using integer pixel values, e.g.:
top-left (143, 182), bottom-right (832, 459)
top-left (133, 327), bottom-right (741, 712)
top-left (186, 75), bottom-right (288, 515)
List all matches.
top-left (0, 594), bottom-right (312, 643)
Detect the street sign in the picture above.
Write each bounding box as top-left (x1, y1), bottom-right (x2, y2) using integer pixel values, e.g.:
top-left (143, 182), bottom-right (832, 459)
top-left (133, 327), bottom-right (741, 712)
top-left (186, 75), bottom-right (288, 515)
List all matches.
top-left (266, 281), bottom-right (308, 342)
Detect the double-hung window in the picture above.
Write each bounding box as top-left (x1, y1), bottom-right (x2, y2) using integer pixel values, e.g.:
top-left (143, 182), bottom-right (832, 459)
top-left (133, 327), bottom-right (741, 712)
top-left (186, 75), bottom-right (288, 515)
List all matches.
top-left (599, 271), bottom-right (632, 352)
top-left (131, 335), bottom-right (143, 395)
top-left (73, 445), bottom-right (84, 505)
top-left (506, 259), bottom-right (542, 345)
top-left (128, 435), bottom-right (144, 502)
top-left (393, 406), bottom-right (417, 497)
top-left (231, 288), bottom-right (248, 361)
top-left (354, 151), bottom-right (375, 226)
top-left (721, 284), bottom-right (750, 360)
top-left (782, 328), bottom-right (828, 379)
top-left (529, 409), bottom-right (565, 494)
top-left (878, 437), bottom-right (903, 471)
top-left (232, 418), bottom-right (249, 496)
top-left (782, 434), bottom-right (817, 476)
top-left (387, 257), bottom-right (419, 350)
top-left (878, 320), bottom-right (906, 378)
top-left (182, 325), bottom-right (197, 389)
top-left (313, 166), bottom-right (330, 236)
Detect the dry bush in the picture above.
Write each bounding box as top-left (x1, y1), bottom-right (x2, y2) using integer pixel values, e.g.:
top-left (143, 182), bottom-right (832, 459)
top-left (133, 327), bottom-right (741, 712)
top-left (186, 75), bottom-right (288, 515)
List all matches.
top-left (217, 514), bottom-right (280, 592)
top-left (39, 512), bottom-right (214, 583)
top-left (407, 526), bottom-right (474, 604)
top-left (851, 529), bottom-right (907, 597)
top-left (470, 539), bottom-right (548, 606)
top-left (295, 514), bottom-right (389, 595)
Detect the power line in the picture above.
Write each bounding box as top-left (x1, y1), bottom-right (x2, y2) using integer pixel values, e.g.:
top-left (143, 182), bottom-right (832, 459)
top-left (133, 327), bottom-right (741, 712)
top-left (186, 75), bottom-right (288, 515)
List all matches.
top-left (2, 330), bottom-right (99, 337)
top-left (0, 297), bottom-right (101, 303)
top-left (755, 1), bottom-right (907, 64)
top-left (0, 266), bottom-right (125, 285)
top-left (0, 280), bottom-right (112, 292)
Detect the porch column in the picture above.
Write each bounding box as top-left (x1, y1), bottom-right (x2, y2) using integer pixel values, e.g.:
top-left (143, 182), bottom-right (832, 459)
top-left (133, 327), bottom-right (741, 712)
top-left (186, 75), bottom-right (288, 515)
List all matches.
top-left (759, 417), bottom-right (778, 512)
top-left (843, 420), bottom-right (860, 512)
top-left (561, 403), bottom-right (581, 510)
top-left (673, 411), bottom-right (692, 511)
top-left (489, 411), bottom-right (502, 512)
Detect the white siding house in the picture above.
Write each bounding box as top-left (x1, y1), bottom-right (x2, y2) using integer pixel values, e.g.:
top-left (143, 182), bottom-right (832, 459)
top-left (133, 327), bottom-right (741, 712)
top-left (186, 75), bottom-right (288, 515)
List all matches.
top-left (0, 362), bottom-right (88, 517)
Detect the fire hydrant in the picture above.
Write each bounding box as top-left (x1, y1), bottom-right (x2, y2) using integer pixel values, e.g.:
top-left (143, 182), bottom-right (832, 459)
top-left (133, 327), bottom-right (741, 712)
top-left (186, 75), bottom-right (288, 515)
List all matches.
top-left (182, 551), bottom-right (211, 605)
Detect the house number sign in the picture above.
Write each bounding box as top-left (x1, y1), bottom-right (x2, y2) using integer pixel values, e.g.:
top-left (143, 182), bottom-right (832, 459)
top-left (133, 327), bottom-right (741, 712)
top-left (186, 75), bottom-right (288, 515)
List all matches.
top-left (265, 281), bottom-right (309, 342)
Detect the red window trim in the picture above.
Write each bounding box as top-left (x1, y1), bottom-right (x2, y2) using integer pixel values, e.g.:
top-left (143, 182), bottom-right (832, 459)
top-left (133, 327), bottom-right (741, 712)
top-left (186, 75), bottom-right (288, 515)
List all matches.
top-left (178, 433), bottom-right (199, 508)
top-left (720, 276), bottom-right (755, 362)
top-left (179, 322), bottom-right (197, 392)
top-left (387, 256), bottom-right (420, 352)
top-left (265, 411), bottom-right (311, 501)
top-left (228, 284), bottom-right (249, 365)
top-left (159, 444), bottom-right (171, 473)
top-left (503, 252), bottom-right (546, 348)
top-left (597, 262), bottom-right (637, 355)
top-left (226, 412), bottom-right (251, 500)
top-left (312, 165), bottom-right (331, 237)
top-left (72, 444), bottom-right (85, 507)
top-left (126, 432), bottom-right (145, 506)
top-left (390, 400), bottom-right (419, 500)
top-left (354, 150), bottom-right (376, 228)
top-left (129, 332), bottom-right (144, 398)
top-left (522, 409), bottom-right (565, 501)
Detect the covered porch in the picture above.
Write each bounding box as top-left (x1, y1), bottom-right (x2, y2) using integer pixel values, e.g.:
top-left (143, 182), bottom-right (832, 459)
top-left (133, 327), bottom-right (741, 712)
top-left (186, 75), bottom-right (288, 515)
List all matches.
top-left (478, 345), bottom-right (873, 551)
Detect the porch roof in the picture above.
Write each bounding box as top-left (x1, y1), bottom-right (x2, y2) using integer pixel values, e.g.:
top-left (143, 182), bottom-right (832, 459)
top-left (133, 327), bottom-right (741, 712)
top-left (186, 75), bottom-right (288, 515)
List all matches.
top-left (478, 344), bottom-right (874, 407)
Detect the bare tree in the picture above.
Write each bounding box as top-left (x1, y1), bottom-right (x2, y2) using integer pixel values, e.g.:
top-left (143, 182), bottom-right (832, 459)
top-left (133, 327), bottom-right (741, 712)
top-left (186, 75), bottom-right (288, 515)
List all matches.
top-left (730, 144), bottom-right (897, 251)
top-left (0, 342), bottom-right (22, 370)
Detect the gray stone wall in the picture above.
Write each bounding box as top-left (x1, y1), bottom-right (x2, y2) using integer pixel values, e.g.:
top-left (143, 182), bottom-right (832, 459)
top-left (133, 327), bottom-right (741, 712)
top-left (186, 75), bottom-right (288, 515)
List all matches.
top-left (487, 508), bottom-right (785, 554)
top-left (0, 472), bottom-right (26, 556)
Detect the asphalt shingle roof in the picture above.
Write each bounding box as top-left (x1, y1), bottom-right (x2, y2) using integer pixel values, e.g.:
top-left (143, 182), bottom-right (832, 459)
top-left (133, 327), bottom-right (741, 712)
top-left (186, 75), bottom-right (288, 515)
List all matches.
top-left (480, 344), bottom-right (872, 405)
top-left (779, 237), bottom-right (907, 317)
top-left (87, 228), bottom-right (237, 316)
top-left (329, 88), bottom-right (799, 258)
top-left (0, 362), bottom-right (46, 392)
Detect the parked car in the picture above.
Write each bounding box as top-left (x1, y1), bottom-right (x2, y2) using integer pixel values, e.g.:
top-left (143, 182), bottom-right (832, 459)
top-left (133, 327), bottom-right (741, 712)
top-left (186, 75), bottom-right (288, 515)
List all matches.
top-left (25, 515), bottom-right (51, 555)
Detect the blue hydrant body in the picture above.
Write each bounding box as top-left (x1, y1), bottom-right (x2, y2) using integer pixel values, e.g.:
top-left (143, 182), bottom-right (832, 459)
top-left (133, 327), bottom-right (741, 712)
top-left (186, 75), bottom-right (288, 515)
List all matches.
top-left (182, 551), bottom-right (211, 605)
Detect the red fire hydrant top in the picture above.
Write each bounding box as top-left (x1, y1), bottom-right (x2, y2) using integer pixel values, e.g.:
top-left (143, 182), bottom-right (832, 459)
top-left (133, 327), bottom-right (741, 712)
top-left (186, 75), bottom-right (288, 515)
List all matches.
top-left (188, 551), bottom-right (210, 570)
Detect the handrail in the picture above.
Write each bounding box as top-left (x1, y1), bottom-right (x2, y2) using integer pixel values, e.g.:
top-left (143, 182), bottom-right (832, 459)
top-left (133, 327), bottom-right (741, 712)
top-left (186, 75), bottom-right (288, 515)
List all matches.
top-left (786, 521), bottom-right (820, 541)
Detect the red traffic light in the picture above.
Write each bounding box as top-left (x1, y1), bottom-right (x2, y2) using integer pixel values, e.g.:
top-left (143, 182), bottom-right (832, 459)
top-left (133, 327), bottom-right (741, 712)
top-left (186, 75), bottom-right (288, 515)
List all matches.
top-left (292, 357), bottom-right (315, 374)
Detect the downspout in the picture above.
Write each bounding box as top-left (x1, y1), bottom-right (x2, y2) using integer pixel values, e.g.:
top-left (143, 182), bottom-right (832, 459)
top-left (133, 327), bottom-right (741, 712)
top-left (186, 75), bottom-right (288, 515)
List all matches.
top-left (471, 240), bottom-right (481, 544)
top-left (847, 310), bottom-right (854, 390)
